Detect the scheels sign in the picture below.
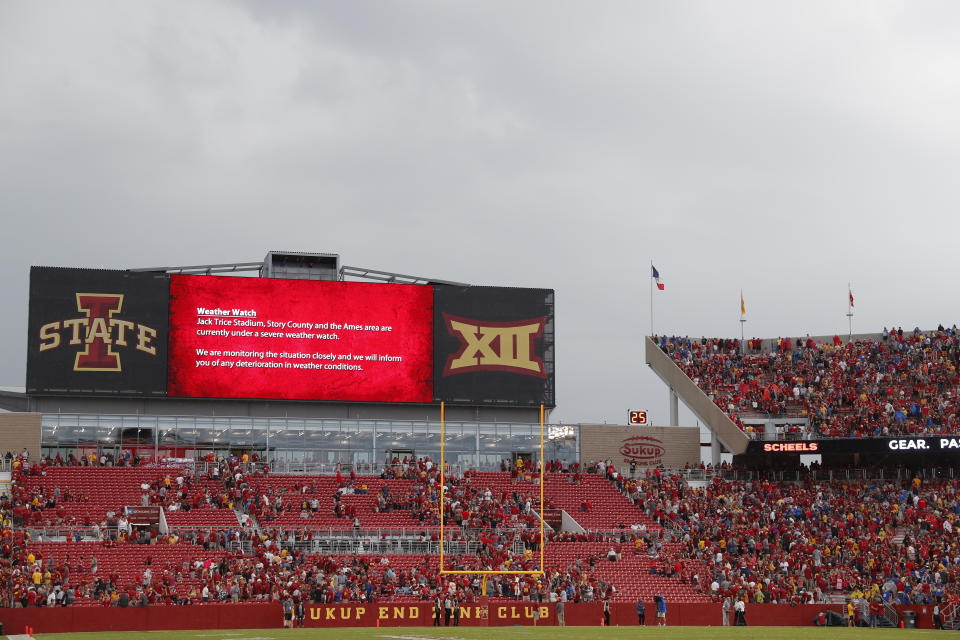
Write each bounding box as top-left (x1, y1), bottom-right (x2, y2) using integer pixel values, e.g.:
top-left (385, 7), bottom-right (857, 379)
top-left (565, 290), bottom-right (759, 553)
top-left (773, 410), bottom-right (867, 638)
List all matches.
top-left (763, 442), bottom-right (819, 453)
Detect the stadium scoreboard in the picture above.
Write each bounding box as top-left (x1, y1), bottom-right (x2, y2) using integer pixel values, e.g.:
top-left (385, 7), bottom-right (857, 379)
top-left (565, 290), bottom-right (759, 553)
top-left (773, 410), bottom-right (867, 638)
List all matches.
top-left (26, 267), bottom-right (555, 407)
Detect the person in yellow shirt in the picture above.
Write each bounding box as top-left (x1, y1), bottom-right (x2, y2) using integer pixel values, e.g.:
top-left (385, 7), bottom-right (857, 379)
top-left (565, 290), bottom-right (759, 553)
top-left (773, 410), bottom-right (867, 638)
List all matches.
top-left (32, 569), bottom-right (41, 586)
top-left (847, 601), bottom-right (856, 627)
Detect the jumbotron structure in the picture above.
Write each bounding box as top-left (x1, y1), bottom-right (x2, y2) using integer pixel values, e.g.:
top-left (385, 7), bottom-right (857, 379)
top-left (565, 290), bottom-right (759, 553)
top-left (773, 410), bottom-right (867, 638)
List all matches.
top-left (0, 254), bottom-right (954, 631)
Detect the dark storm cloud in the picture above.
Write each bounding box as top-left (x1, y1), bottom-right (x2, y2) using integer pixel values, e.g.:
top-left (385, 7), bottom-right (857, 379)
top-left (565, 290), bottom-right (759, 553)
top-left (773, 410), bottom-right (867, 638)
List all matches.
top-left (1, 1), bottom-right (959, 425)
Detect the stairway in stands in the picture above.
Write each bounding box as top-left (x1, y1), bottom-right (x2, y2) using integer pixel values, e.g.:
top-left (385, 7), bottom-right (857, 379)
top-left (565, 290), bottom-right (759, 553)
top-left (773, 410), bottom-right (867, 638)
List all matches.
top-left (0, 470), bottom-right (12, 500)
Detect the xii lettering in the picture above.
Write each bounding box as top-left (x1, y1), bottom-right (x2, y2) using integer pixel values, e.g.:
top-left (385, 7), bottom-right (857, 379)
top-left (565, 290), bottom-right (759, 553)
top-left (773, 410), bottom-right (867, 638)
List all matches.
top-left (443, 313), bottom-right (546, 378)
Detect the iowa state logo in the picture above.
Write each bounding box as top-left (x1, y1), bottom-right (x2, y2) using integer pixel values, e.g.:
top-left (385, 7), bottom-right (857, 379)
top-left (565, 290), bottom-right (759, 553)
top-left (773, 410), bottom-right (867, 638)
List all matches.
top-left (37, 293), bottom-right (158, 371)
top-left (442, 313), bottom-right (546, 378)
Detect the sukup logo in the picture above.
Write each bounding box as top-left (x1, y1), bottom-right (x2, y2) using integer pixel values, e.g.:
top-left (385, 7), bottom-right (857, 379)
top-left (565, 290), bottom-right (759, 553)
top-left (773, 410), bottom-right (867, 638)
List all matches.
top-left (37, 293), bottom-right (158, 371)
top-left (620, 436), bottom-right (665, 464)
top-left (442, 313), bottom-right (546, 378)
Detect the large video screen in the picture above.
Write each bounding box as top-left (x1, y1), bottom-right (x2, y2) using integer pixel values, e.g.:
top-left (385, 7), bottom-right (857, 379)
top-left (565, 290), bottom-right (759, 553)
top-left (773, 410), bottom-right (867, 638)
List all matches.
top-left (26, 267), bottom-right (555, 407)
top-left (26, 267), bottom-right (170, 395)
top-left (433, 285), bottom-right (555, 407)
top-left (167, 275), bottom-right (434, 402)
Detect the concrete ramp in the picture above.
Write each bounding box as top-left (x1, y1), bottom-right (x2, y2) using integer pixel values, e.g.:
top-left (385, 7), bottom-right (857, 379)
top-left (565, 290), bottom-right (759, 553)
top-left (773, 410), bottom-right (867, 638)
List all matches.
top-left (645, 336), bottom-right (749, 455)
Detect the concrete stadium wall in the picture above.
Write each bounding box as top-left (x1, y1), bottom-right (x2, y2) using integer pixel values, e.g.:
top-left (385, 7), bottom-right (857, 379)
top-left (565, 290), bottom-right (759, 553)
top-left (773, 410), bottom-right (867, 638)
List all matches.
top-left (0, 602), bottom-right (937, 633)
top-left (0, 413), bottom-right (41, 461)
top-left (0, 602), bottom-right (279, 634)
top-left (579, 424), bottom-right (700, 469)
top-left (301, 602), bottom-right (937, 629)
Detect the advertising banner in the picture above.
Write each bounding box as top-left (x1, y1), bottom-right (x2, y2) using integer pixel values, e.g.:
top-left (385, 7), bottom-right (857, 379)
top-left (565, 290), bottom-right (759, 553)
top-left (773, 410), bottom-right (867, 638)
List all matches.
top-left (166, 275), bottom-right (434, 402)
top-left (579, 425), bottom-right (700, 469)
top-left (434, 285), bottom-right (555, 407)
top-left (749, 436), bottom-right (960, 456)
top-left (26, 267), bottom-right (169, 395)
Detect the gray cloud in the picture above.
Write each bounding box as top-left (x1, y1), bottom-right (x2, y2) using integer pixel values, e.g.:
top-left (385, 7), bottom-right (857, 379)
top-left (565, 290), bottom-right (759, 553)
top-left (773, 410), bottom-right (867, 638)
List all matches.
top-left (1, 1), bottom-right (959, 425)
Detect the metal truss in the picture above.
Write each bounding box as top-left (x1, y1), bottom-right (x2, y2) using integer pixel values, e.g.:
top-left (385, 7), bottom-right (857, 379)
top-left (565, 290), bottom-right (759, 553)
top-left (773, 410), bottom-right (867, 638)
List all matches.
top-left (129, 260), bottom-right (468, 286)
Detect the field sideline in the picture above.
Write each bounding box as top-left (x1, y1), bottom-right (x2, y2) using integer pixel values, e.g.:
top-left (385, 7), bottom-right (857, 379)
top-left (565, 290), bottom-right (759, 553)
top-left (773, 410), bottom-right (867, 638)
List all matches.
top-left (15, 626), bottom-right (940, 640)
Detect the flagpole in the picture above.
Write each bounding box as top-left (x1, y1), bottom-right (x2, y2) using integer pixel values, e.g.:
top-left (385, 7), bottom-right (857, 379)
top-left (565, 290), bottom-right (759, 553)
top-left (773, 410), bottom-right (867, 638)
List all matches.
top-left (649, 260), bottom-right (654, 338)
top-left (846, 283), bottom-right (854, 343)
top-left (739, 289), bottom-right (746, 352)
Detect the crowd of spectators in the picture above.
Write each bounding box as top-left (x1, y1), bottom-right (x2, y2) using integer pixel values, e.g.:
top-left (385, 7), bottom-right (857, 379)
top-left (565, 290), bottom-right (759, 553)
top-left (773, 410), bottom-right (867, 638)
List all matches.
top-left (602, 460), bottom-right (960, 610)
top-left (0, 452), bottom-right (641, 607)
top-left (657, 325), bottom-right (960, 438)
top-left (13, 446), bottom-right (960, 617)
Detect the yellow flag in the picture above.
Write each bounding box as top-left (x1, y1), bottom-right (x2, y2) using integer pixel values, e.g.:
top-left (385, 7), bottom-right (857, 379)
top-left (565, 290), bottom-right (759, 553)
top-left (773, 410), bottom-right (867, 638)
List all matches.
top-left (740, 291), bottom-right (746, 315)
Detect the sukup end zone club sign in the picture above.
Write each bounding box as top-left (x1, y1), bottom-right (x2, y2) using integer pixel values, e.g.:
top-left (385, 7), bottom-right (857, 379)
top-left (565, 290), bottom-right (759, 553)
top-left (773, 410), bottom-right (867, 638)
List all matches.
top-left (306, 603), bottom-right (551, 627)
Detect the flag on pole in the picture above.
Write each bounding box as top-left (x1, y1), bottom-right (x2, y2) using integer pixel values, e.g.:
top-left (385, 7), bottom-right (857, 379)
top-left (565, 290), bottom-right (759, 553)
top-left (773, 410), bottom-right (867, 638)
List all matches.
top-left (652, 265), bottom-right (664, 290)
top-left (849, 286), bottom-right (854, 309)
top-left (741, 291), bottom-right (746, 316)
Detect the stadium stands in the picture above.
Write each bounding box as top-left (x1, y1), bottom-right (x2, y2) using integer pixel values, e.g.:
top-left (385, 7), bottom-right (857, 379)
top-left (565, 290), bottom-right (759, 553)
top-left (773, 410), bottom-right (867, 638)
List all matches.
top-left (657, 327), bottom-right (960, 438)
top-left (3, 453), bottom-right (959, 616)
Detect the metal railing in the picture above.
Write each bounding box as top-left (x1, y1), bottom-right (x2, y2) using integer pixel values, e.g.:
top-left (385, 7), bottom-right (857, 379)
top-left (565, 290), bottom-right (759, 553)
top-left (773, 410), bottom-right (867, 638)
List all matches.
top-left (25, 525), bottom-right (110, 540)
top-left (883, 602), bottom-right (900, 628)
top-left (571, 528), bottom-right (663, 544)
top-left (295, 538), bottom-right (525, 557)
top-left (941, 603), bottom-right (958, 630)
top-left (628, 466), bottom-right (949, 484)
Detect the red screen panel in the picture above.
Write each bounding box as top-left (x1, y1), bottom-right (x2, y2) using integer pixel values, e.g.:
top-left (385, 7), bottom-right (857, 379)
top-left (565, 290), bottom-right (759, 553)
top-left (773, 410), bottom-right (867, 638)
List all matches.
top-left (167, 275), bottom-right (433, 402)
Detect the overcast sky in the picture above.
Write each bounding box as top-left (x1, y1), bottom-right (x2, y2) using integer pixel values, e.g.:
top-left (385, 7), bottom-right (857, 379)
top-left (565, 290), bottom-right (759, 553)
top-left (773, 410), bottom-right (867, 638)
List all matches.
top-left (2, 1), bottom-right (959, 425)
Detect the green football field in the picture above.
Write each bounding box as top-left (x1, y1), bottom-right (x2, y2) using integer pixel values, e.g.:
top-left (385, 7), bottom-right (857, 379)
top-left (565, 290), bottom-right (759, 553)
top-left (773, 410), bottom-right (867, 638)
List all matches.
top-left (13, 627), bottom-right (942, 640)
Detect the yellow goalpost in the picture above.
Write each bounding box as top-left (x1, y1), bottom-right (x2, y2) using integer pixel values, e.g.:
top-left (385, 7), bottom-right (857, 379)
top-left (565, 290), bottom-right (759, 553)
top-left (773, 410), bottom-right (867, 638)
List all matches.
top-left (439, 401), bottom-right (545, 577)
